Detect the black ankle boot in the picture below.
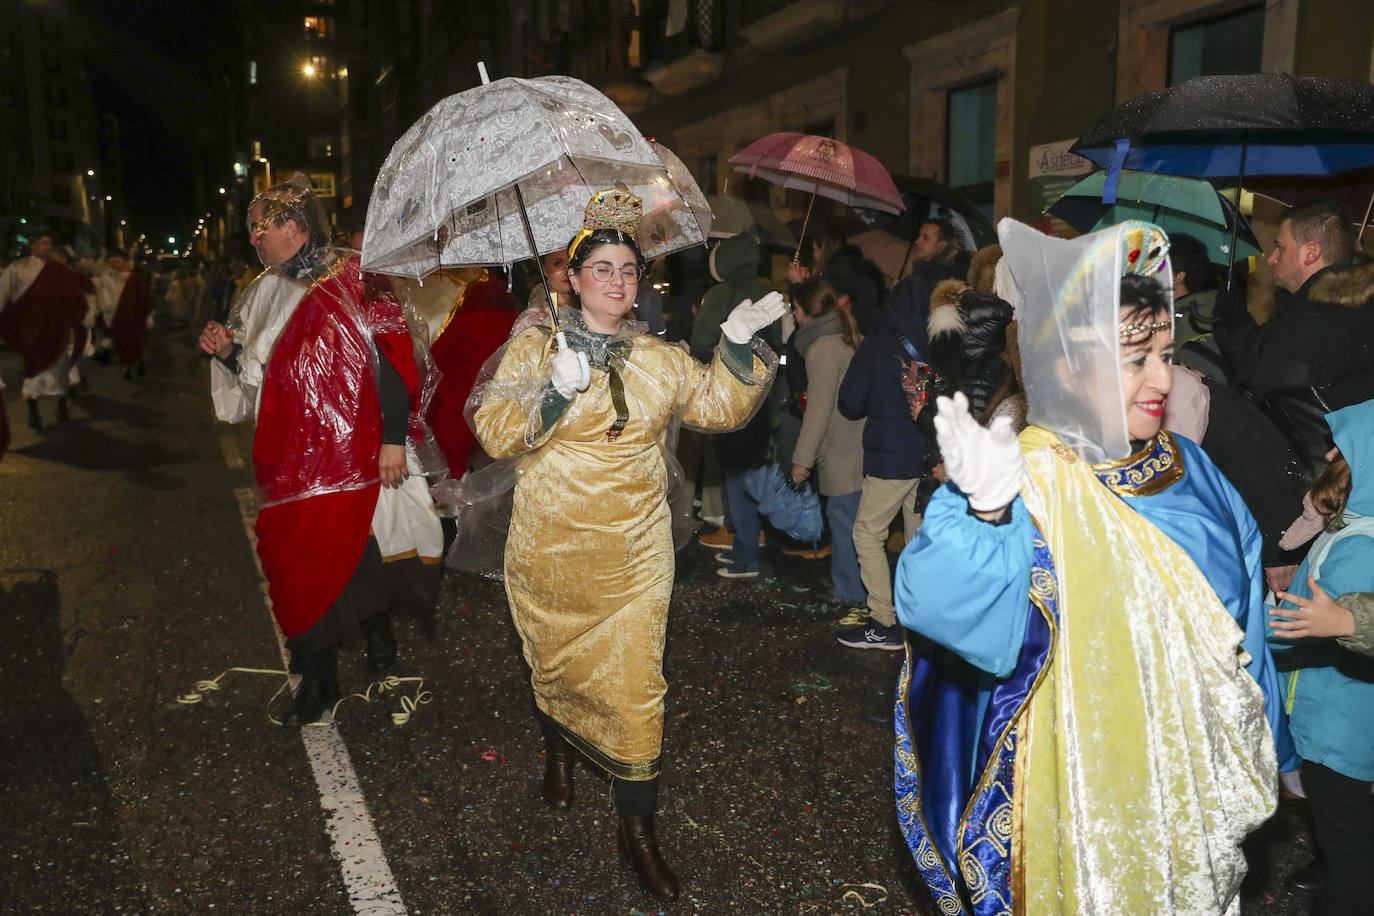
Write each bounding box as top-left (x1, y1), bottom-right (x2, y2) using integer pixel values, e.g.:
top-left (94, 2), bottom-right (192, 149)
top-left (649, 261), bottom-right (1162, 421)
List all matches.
top-left (26, 399), bottom-right (41, 429)
top-left (617, 814), bottom-right (679, 902)
top-left (283, 648), bottom-right (341, 725)
top-left (1283, 857), bottom-right (1322, 896)
top-left (56, 397), bottom-right (70, 422)
top-left (361, 611), bottom-right (397, 671)
top-left (541, 740), bottom-right (575, 810)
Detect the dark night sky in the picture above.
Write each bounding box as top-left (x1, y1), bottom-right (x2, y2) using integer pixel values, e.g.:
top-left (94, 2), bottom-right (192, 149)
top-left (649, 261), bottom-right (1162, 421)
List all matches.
top-left (68, 0), bottom-right (240, 244)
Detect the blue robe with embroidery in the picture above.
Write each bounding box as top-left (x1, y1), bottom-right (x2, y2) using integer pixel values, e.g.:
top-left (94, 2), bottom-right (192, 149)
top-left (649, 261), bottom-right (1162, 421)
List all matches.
top-left (892, 432), bottom-right (1292, 915)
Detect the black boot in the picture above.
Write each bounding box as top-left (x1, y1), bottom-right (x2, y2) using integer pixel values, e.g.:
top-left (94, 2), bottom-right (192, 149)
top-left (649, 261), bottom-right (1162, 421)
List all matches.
top-left (1283, 857), bottom-right (1322, 897)
top-left (617, 814), bottom-right (679, 902)
top-left (282, 647), bottom-right (340, 726)
top-left (361, 611), bottom-right (397, 671)
top-left (56, 397), bottom-right (70, 422)
top-left (26, 399), bottom-right (41, 430)
top-left (540, 728), bottom-right (575, 811)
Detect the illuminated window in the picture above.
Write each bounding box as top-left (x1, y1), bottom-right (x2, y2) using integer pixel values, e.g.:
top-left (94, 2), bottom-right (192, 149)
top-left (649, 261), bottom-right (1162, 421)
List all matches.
top-left (310, 173), bottom-right (337, 198)
top-left (308, 55), bottom-right (330, 75)
top-left (304, 16), bottom-right (333, 39)
top-left (248, 60), bottom-right (257, 84)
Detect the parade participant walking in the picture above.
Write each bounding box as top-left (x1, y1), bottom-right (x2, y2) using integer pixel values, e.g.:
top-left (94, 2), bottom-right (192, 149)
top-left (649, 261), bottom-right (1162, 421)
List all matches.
top-left (468, 188), bottom-right (782, 902)
top-left (0, 232), bottom-right (89, 429)
top-left (893, 220), bottom-right (1286, 916)
top-left (97, 251), bottom-right (155, 379)
top-left (199, 176), bottom-right (442, 726)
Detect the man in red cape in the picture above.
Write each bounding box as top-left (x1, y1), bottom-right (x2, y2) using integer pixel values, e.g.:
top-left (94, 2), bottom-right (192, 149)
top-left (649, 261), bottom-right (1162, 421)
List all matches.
top-left (200, 177), bottom-right (442, 725)
top-left (425, 271), bottom-right (520, 479)
top-left (0, 233), bottom-right (89, 428)
top-left (99, 251), bottom-right (155, 377)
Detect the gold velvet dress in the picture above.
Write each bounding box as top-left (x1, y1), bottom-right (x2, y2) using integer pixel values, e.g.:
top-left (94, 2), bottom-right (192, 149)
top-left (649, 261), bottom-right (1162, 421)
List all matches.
top-left (474, 321), bottom-right (772, 779)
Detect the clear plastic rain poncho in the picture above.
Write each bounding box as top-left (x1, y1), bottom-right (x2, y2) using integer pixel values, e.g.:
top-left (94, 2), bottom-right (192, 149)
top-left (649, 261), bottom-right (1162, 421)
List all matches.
top-left (436, 304), bottom-right (779, 577)
top-left (997, 218), bottom-right (1173, 464)
top-left (210, 174), bottom-right (444, 509)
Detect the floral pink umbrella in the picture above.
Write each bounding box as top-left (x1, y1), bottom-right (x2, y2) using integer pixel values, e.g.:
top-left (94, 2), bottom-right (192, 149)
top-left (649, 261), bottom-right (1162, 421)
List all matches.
top-left (728, 132), bottom-right (903, 261)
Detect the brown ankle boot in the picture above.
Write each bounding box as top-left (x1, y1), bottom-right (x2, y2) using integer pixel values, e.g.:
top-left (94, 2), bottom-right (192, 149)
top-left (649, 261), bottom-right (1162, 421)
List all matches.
top-left (540, 746), bottom-right (575, 810)
top-left (617, 814), bottom-right (679, 902)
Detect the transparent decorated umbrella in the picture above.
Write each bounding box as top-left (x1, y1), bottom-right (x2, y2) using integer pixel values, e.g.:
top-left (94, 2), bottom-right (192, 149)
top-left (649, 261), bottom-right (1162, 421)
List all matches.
top-left (362, 67), bottom-right (711, 335)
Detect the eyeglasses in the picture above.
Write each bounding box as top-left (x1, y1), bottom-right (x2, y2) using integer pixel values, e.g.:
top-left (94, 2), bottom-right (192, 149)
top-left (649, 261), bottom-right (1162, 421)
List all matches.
top-left (580, 261), bottom-right (641, 284)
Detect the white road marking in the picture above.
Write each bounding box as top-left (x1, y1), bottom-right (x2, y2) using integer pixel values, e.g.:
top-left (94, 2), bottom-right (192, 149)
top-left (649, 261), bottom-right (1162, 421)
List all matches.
top-left (219, 433), bottom-right (244, 469)
top-left (234, 487), bottom-right (407, 915)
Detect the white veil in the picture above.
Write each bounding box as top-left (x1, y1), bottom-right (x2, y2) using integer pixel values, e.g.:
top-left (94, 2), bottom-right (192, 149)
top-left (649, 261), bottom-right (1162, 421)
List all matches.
top-left (997, 218), bottom-right (1173, 464)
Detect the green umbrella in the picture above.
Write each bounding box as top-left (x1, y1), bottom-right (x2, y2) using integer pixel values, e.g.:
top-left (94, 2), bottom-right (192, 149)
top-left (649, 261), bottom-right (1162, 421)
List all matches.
top-left (1046, 169), bottom-right (1261, 265)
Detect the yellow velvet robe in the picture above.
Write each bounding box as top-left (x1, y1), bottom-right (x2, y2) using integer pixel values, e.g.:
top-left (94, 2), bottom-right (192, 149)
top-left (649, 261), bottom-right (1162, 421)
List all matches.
top-left (474, 327), bottom-right (771, 779)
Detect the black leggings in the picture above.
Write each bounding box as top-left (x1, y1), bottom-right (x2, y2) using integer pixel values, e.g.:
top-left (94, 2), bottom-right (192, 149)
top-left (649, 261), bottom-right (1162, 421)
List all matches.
top-left (1304, 760), bottom-right (1374, 916)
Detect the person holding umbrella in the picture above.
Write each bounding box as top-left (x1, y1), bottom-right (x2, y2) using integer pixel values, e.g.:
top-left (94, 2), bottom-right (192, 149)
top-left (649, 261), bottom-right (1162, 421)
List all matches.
top-left (468, 188), bottom-right (783, 903)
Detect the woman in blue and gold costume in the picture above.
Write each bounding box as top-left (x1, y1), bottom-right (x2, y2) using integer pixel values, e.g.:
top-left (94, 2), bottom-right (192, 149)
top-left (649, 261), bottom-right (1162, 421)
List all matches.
top-left (892, 219), bottom-right (1291, 916)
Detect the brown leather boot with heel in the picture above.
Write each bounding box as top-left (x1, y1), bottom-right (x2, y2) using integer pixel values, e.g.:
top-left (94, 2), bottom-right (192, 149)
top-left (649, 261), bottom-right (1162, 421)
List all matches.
top-left (617, 814), bottom-right (679, 902)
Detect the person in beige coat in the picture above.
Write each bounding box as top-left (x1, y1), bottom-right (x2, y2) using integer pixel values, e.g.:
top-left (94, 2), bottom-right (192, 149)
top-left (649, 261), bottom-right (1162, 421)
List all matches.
top-left (790, 278), bottom-right (867, 603)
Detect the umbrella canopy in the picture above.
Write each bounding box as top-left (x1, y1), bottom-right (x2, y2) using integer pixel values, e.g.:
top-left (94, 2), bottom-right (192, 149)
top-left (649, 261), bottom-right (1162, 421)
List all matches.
top-left (1070, 73), bottom-right (1374, 179)
top-left (362, 75), bottom-right (710, 278)
top-left (848, 229), bottom-right (918, 287)
top-left (1046, 170), bottom-right (1261, 265)
top-left (728, 132), bottom-right (903, 214)
top-left (641, 140), bottom-right (713, 255)
top-left (853, 176), bottom-right (998, 250)
top-left (705, 195), bottom-right (796, 247)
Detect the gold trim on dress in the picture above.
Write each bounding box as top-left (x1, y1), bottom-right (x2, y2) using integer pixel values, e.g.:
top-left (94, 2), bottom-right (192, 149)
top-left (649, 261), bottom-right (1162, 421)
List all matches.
top-left (896, 632), bottom-right (966, 914)
top-left (955, 522), bottom-right (1059, 908)
top-left (1090, 431), bottom-right (1185, 497)
top-left (549, 718), bottom-right (659, 781)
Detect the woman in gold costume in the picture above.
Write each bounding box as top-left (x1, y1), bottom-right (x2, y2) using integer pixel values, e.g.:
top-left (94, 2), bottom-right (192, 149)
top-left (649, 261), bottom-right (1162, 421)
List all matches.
top-left (469, 188), bottom-right (782, 902)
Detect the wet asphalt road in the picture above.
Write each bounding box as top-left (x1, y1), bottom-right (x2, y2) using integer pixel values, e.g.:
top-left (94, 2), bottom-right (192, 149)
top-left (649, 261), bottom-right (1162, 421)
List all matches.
top-left (0, 329), bottom-right (1316, 915)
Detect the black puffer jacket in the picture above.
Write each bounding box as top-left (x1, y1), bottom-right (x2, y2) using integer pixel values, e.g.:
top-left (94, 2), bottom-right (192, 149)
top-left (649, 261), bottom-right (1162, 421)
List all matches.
top-left (924, 279), bottom-right (1014, 421)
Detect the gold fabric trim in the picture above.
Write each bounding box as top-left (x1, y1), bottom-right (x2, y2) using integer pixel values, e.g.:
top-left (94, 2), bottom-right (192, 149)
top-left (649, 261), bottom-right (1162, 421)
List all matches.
top-left (303, 250), bottom-right (353, 294)
top-left (550, 718), bottom-right (659, 781)
top-left (895, 633), bottom-right (966, 914)
top-left (1089, 432), bottom-right (1185, 497)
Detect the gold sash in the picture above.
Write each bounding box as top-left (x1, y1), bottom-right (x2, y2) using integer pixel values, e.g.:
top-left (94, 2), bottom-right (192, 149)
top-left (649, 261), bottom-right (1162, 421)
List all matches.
top-left (1014, 427), bottom-right (1275, 915)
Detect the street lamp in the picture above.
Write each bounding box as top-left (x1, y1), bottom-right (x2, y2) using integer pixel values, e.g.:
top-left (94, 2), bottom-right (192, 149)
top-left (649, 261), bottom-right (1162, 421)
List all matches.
top-left (218, 187), bottom-right (227, 195)
top-left (86, 169), bottom-right (95, 177)
top-left (302, 63), bottom-right (316, 77)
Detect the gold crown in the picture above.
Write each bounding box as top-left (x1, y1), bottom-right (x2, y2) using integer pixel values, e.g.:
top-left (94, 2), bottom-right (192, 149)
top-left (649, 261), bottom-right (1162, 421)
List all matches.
top-left (568, 186), bottom-right (643, 259)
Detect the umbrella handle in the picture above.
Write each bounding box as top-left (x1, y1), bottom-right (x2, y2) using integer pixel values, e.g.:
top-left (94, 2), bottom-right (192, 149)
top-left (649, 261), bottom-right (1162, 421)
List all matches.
top-left (793, 188), bottom-right (818, 264)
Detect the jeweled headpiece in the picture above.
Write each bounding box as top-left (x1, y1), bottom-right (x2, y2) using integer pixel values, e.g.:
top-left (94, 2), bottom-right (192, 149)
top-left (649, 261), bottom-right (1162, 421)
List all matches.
top-left (568, 186), bottom-right (643, 260)
top-left (1114, 222), bottom-right (1172, 340)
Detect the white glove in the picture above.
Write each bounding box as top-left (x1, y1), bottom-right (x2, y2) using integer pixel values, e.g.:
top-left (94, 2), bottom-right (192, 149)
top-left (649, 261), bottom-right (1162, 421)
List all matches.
top-left (551, 333), bottom-right (590, 399)
top-left (721, 291), bottom-right (787, 344)
top-left (933, 391), bottom-right (1025, 513)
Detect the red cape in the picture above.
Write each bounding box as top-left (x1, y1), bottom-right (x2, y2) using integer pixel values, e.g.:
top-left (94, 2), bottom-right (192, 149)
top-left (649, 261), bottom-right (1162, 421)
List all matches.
top-left (424, 275), bottom-right (518, 478)
top-left (109, 270), bottom-right (155, 366)
top-left (0, 262), bottom-right (88, 376)
top-left (251, 256), bottom-right (421, 638)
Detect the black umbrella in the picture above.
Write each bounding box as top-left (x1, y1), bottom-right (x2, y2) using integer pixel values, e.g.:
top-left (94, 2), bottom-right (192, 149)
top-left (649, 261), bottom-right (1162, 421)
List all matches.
top-left (1070, 73), bottom-right (1374, 282)
top-left (1070, 74), bottom-right (1374, 179)
top-left (852, 176), bottom-right (998, 248)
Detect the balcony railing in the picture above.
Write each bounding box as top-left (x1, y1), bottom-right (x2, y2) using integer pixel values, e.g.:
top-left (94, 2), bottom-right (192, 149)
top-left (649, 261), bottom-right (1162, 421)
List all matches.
top-left (640, 0), bottom-right (724, 70)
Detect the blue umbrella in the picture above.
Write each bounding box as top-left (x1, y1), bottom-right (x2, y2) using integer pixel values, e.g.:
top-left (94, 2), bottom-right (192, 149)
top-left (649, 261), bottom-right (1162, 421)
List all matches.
top-left (1070, 73), bottom-right (1374, 279)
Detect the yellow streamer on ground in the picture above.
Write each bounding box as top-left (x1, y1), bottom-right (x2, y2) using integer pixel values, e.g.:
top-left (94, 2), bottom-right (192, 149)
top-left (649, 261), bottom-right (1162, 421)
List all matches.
top-left (839, 882), bottom-right (888, 908)
top-left (176, 667), bottom-right (432, 726)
